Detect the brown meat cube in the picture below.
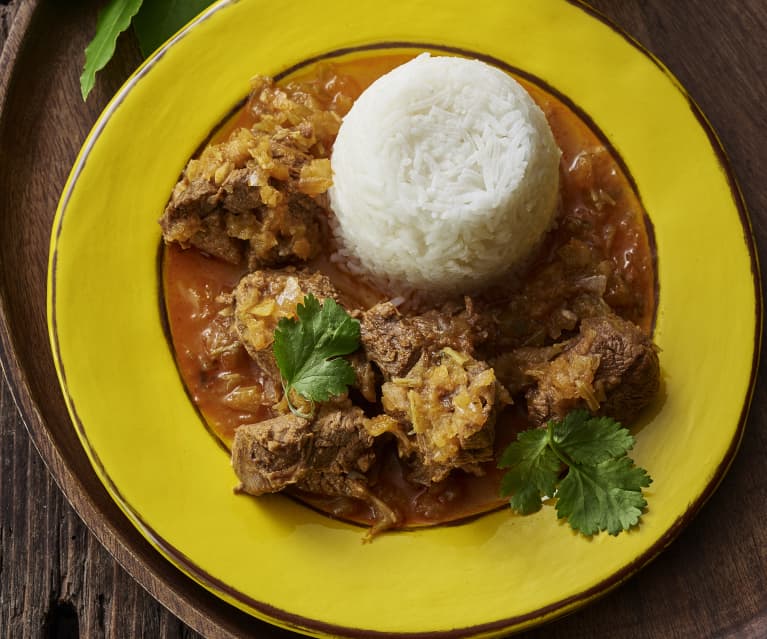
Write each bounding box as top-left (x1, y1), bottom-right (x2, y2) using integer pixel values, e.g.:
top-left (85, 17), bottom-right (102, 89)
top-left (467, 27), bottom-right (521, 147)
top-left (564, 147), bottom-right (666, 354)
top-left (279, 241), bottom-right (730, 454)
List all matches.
top-left (360, 298), bottom-right (491, 380)
top-left (225, 269), bottom-right (340, 374)
top-left (526, 313), bottom-right (660, 425)
top-left (232, 405), bottom-right (399, 535)
top-left (380, 349), bottom-right (508, 484)
top-left (162, 180), bottom-right (245, 264)
top-left (232, 406), bottom-right (374, 496)
top-left (232, 413), bottom-right (313, 494)
top-left (161, 169), bottom-right (325, 269)
top-left (412, 298), bottom-right (493, 356)
top-left (223, 269), bottom-right (373, 401)
top-left (160, 76), bottom-right (340, 269)
top-left (298, 406), bottom-right (376, 495)
top-left (359, 302), bottom-right (423, 379)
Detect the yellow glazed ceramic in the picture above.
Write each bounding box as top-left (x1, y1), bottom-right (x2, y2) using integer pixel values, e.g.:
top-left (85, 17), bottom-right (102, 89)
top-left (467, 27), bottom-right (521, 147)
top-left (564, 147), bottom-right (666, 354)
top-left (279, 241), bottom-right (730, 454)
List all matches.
top-left (48, 0), bottom-right (760, 636)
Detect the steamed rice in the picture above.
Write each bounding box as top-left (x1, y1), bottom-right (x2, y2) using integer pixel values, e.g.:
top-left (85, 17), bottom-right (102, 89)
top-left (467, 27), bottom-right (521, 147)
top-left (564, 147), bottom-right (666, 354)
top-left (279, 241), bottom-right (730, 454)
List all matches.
top-left (328, 53), bottom-right (561, 294)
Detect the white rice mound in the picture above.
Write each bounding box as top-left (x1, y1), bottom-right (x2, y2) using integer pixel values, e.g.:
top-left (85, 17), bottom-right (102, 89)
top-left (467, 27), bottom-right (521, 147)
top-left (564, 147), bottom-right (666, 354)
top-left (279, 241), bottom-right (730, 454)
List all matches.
top-left (328, 54), bottom-right (561, 294)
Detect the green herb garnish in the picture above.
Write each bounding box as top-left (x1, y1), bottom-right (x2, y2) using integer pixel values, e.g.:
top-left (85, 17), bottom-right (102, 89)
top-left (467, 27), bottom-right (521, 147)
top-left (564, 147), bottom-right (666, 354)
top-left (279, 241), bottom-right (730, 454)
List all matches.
top-left (499, 410), bottom-right (652, 536)
top-left (132, 0), bottom-right (214, 58)
top-left (272, 294), bottom-right (360, 418)
top-left (81, 0), bottom-right (215, 100)
top-left (80, 0), bottom-right (143, 100)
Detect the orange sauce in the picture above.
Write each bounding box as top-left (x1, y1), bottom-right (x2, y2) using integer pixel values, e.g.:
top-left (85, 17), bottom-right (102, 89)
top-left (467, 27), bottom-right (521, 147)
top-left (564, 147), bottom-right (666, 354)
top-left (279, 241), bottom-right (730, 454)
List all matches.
top-left (162, 53), bottom-right (655, 528)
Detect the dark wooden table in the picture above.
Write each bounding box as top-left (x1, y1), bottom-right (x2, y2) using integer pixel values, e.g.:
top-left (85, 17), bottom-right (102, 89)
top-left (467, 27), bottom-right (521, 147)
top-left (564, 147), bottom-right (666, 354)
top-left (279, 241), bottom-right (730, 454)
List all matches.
top-left (1, 1), bottom-right (765, 638)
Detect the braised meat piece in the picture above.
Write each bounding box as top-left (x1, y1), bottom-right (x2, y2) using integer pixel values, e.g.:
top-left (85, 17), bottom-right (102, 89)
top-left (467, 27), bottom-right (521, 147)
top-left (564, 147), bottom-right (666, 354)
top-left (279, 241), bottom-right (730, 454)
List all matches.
top-left (375, 349), bottom-right (509, 484)
top-left (161, 76), bottom-right (342, 269)
top-left (225, 268), bottom-right (339, 372)
top-left (232, 413), bottom-right (313, 494)
top-left (161, 155), bottom-right (326, 268)
top-left (525, 313), bottom-right (659, 425)
top-left (359, 302), bottom-right (422, 380)
top-left (223, 268), bottom-right (375, 402)
top-left (360, 298), bottom-right (491, 380)
top-left (232, 405), bottom-right (399, 535)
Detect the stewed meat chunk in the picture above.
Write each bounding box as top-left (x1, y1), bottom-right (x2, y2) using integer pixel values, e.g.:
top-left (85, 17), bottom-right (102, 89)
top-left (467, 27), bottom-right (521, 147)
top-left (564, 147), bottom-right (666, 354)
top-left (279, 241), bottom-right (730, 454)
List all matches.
top-left (223, 268), bottom-right (376, 401)
top-left (225, 269), bottom-right (340, 371)
top-left (359, 302), bottom-right (422, 380)
top-left (232, 404), bottom-right (399, 534)
top-left (526, 313), bottom-right (660, 425)
top-left (377, 349), bottom-right (509, 484)
top-left (160, 76), bottom-right (341, 269)
top-left (232, 413), bottom-right (313, 495)
top-left (160, 168), bottom-right (326, 268)
top-left (360, 298), bottom-right (492, 380)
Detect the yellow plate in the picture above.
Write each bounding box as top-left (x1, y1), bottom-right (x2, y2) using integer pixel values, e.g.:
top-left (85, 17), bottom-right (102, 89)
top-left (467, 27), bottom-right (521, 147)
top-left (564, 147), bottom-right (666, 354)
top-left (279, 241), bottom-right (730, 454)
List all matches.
top-left (47, 0), bottom-right (760, 636)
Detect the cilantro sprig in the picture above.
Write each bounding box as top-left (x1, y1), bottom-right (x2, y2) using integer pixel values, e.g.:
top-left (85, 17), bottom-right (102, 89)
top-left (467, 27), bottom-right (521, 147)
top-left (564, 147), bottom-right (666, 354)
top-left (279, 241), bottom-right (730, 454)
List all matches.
top-left (272, 294), bottom-right (360, 418)
top-left (499, 410), bottom-right (652, 536)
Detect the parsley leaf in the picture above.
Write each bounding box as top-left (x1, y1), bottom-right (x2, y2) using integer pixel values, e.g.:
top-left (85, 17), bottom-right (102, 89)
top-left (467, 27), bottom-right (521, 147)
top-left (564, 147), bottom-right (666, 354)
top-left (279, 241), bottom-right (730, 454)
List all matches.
top-left (499, 411), bottom-right (652, 536)
top-left (272, 294), bottom-right (360, 417)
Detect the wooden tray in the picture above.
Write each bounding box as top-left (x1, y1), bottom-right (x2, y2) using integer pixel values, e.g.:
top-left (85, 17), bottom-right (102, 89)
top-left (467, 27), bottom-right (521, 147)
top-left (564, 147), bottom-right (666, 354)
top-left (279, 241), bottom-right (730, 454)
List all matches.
top-left (1, 1), bottom-right (765, 637)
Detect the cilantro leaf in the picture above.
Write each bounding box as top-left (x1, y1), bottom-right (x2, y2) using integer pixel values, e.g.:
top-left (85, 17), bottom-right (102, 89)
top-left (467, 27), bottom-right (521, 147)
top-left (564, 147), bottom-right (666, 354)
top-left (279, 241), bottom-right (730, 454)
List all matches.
top-left (498, 429), bottom-right (561, 514)
top-left (499, 412), bottom-right (652, 536)
top-left (556, 457), bottom-right (652, 536)
top-left (80, 0), bottom-right (144, 100)
top-left (551, 410), bottom-right (635, 465)
top-left (272, 294), bottom-right (360, 415)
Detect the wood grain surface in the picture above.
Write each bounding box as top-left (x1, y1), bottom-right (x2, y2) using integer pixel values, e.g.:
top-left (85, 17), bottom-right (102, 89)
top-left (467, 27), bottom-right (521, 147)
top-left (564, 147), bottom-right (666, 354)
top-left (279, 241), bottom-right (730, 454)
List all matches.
top-left (1, 1), bottom-right (765, 638)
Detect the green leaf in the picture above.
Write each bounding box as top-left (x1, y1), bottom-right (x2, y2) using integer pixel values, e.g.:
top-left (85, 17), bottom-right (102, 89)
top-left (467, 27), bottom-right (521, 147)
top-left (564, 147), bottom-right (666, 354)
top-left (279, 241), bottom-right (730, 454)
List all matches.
top-left (498, 428), bottom-right (561, 515)
top-left (80, 0), bottom-right (144, 100)
top-left (133, 0), bottom-right (215, 58)
top-left (551, 410), bottom-right (635, 465)
top-left (556, 456), bottom-right (653, 536)
top-left (291, 357), bottom-right (357, 403)
top-left (272, 294), bottom-right (360, 414)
